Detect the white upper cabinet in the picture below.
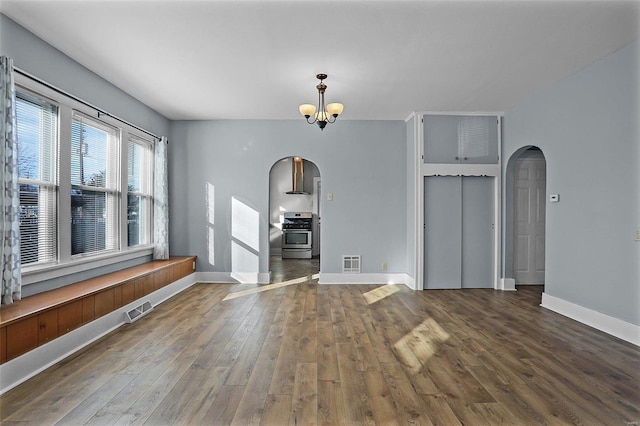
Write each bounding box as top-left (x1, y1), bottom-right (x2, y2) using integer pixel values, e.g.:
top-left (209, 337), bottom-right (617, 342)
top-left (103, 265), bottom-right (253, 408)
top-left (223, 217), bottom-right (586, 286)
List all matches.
top-left (423, 115), bottom-right (499, 164)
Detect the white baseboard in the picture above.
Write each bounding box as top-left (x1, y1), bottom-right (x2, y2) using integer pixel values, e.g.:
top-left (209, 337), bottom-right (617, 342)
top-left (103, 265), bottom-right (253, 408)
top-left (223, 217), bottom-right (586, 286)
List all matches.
top-left (195, 271), bottom-right (270, 284)
top-left (541, 292), bottom-right (640, 346)
top-left (498, 278), bottom-right (517, 291)
top-left (404, 274), bottom-right (416, 290)
top-left (318, 273), bottom-right (412, 288)
top-left (0, 273), bottom-right (198, 395)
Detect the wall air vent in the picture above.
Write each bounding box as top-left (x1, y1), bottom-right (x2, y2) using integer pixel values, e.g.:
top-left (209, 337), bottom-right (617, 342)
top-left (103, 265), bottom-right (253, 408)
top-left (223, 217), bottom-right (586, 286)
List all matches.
top-left (342, 255), bottom-right (361, 273)
top-left (125, 301), bottom-right (153, 323)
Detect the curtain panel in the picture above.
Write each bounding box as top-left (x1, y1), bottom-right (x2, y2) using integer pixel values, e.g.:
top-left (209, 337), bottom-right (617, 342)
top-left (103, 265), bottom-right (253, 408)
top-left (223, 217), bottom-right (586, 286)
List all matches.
top-left (1, 56), bottom-right (22, 305)
top-left (153, 136), bottom-right (169, 260)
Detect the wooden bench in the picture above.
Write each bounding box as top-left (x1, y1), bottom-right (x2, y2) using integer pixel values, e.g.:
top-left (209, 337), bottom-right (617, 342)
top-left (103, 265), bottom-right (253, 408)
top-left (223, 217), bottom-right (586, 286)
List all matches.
top-left (0, 256), bottom-right (196, 365)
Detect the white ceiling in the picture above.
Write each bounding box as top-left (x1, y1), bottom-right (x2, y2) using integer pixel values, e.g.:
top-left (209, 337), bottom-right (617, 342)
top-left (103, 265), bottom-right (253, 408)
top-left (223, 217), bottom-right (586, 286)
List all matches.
top-left (1, 1), bottom-right (639, 121)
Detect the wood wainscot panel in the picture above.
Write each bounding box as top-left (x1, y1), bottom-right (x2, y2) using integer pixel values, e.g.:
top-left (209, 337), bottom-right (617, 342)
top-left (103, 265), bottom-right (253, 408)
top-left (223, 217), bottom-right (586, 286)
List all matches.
top-left (0, 326), bottom-right (6, 363)
top-left (114, 285), bottom-right (122, 309)
top-left (95, 288), bottom-right (115, 318)
top-left (165, 266), bottom-right (175, 286)
top-left (82, 296), bottom-right (95, 324)
top-left (6, 317), bottom-right (38, 360)
top-left (58, 299), bottom-right (83, 336)
top-left (142, 274), bottom-right (154, 296)
top-left (153, 268), bottom-right (169, 290)
top-left (134, 277), bottom-right (145, 300)
top-left (38, 309), bottom-right (59, 345)
top-left (121, 280), bottom-right (135, 306)
top-left (178, 259), bottom-right (194, 280)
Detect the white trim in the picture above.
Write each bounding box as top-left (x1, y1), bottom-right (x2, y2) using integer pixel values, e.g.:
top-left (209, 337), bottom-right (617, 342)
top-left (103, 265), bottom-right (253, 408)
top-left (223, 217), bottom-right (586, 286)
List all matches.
top-left (498, 278), bottom-right (517, 291)
top-left (414, 114), bottom-right (424, 289)
top-left (0, 273), bottom-right (197, 395)
top-left (541, 293), bottom-right (640, 346)
top-left (404, 112), bottom-right (417, 123)
top-left (404, 274), bottom-right (416, 290)
top-left (318, 273), bottom-right (412, 287)
top-left (21, 246), bottom-right (153, 285)
top-left (415, 113), bottom-right (502, 290)
top-left (421, 163), bottom-right (501, 177)
top-left (195, 271), bottom-right (270, 284)
top-left (415, 110), bottom-right (505, 117)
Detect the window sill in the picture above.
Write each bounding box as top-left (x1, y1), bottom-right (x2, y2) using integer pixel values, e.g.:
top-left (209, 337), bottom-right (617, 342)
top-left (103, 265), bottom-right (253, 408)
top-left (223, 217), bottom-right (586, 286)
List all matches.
top-left (21, 246), bottom-right (154, 286)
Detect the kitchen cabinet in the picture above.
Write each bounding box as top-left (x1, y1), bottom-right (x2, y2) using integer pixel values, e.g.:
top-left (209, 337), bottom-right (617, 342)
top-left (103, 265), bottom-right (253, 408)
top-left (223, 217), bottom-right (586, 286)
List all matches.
top-left (423, 115), bottom-right (499, 164)
top-left (424, 176), bottom-right (494, 289)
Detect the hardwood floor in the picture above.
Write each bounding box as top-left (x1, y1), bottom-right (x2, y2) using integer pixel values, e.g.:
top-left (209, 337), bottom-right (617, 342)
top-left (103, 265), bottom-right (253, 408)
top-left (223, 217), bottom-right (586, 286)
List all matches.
top-left (1, 270), bottom-right (638, 425)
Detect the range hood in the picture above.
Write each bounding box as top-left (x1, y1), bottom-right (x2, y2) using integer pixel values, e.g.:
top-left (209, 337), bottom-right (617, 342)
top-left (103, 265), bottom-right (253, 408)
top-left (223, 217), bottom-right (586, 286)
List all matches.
top-left (285, 157), bottom-right (310, 195)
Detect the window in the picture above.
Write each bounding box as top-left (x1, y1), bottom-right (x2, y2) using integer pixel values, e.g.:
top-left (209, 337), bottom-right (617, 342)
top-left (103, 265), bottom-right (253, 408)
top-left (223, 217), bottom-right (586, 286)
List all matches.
top-left (15, 92), bottom-right (58, 266)
top-left (70, 113), bottom-right (120, 256)
top-left (14, 74), bottom-right (157, 285)
top-left (127, 136), bottom-right (153, 247)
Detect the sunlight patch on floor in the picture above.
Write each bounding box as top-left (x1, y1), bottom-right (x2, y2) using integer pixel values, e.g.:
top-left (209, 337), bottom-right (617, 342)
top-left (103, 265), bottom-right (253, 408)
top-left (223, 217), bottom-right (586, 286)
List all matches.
top-left (393, 317), bottom-right (451, 374)
top-left (223, 273), bottom-right (319, 301)
top-left (362, 284), bottom-right (400, 305)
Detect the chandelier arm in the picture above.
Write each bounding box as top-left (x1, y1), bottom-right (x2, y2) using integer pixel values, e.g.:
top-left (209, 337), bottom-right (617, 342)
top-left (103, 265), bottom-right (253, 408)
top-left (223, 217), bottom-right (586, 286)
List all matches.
top-left (318, 85), bottom-right (324, 121)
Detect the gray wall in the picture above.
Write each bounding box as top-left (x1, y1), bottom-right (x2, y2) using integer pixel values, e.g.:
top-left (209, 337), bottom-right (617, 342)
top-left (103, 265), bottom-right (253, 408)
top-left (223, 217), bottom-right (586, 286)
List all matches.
top-left (1, 14), bottom-right (171, 293)
top-left (503, 40), bottom-right (640, 325)
top-left (168, 120), bottom-right (407, 276)
top-left (0, 14), bottom-right (169, 137)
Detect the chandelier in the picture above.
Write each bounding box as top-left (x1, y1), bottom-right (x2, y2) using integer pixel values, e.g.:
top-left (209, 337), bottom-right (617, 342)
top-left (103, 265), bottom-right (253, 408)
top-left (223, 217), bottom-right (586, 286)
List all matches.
top-left (299, 73), bottom-right (344, 130)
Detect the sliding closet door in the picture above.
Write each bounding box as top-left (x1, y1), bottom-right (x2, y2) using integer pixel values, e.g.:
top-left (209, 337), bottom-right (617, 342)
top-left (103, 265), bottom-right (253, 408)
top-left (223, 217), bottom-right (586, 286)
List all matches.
top-left (424, 176), bottom-right (462, 289)
top-left (461, 177), bottom-right (494, 288)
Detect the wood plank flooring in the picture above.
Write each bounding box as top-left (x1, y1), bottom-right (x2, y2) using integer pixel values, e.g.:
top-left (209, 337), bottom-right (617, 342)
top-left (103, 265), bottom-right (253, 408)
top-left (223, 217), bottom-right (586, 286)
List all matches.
top-left (1, 262), bottom-right (639, 425)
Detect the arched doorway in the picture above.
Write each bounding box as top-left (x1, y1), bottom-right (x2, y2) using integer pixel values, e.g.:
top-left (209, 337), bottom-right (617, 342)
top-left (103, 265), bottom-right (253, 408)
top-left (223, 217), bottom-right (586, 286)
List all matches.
top-left (505, 146), bottom-right (547, 288)
top-left (268, 157), bottom-right (321, 283)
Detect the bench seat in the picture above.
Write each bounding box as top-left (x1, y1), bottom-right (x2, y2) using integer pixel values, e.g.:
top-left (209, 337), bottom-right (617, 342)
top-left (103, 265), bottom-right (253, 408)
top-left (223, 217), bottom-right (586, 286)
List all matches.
top-left (0, 256), bottom-right (196, 364)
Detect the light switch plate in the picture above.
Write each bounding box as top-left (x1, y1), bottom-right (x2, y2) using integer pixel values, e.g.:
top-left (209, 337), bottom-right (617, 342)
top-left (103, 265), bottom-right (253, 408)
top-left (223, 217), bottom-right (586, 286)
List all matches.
top-left (327, 192), bottom-right (333, 201)
top-left (550, 194), bottom-right (559, 203)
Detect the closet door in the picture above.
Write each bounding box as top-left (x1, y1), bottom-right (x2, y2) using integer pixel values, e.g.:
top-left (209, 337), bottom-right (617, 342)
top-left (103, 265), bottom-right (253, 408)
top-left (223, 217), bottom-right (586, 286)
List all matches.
top-left (461, 177), bottom-right (494, 288)
top-left (424, 176), bottom-right (462, 289)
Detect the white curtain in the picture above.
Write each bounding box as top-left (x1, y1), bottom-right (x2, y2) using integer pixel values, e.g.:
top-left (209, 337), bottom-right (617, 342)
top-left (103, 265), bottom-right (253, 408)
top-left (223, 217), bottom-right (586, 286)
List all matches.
top-left (1, 56), bottom-right (22, 305)
top-left (153, 136), bottom-right (169, 259)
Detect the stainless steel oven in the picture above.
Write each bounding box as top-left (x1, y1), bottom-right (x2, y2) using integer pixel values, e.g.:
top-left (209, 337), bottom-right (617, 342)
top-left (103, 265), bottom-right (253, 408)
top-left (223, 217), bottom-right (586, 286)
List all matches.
top-left (282, 212), bottom-right (313, 259)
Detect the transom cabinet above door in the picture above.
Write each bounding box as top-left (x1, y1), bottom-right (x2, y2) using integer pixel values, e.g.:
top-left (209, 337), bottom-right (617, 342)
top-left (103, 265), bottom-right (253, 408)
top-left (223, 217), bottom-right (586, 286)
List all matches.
top-left (423, 115), bottom-right (499, 164)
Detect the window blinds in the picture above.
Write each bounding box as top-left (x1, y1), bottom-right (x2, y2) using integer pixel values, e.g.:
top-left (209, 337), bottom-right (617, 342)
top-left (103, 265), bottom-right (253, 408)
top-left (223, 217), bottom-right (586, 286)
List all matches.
top-left (70, 113), bottom-right (119, 256)
top-left (15, 93), bottom-right (58, 265)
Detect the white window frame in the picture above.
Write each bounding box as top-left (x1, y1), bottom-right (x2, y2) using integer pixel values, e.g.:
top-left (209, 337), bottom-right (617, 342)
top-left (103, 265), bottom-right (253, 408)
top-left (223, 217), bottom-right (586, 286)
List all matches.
top-left (70, 111), bottom-right (121, 257)
top-left (15, 88), bottom-right (59, 266)
top-left (126, 135), bottom-right (154, 247)
top-left (15, 74), bottom-right (154, 287)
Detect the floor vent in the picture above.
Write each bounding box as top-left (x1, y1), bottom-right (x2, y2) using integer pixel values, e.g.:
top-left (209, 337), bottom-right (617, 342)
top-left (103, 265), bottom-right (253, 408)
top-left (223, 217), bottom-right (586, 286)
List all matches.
top-left (342, 255), bottom-right (361, 273)
top-left (125, 301), bottom-right (153, 323)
